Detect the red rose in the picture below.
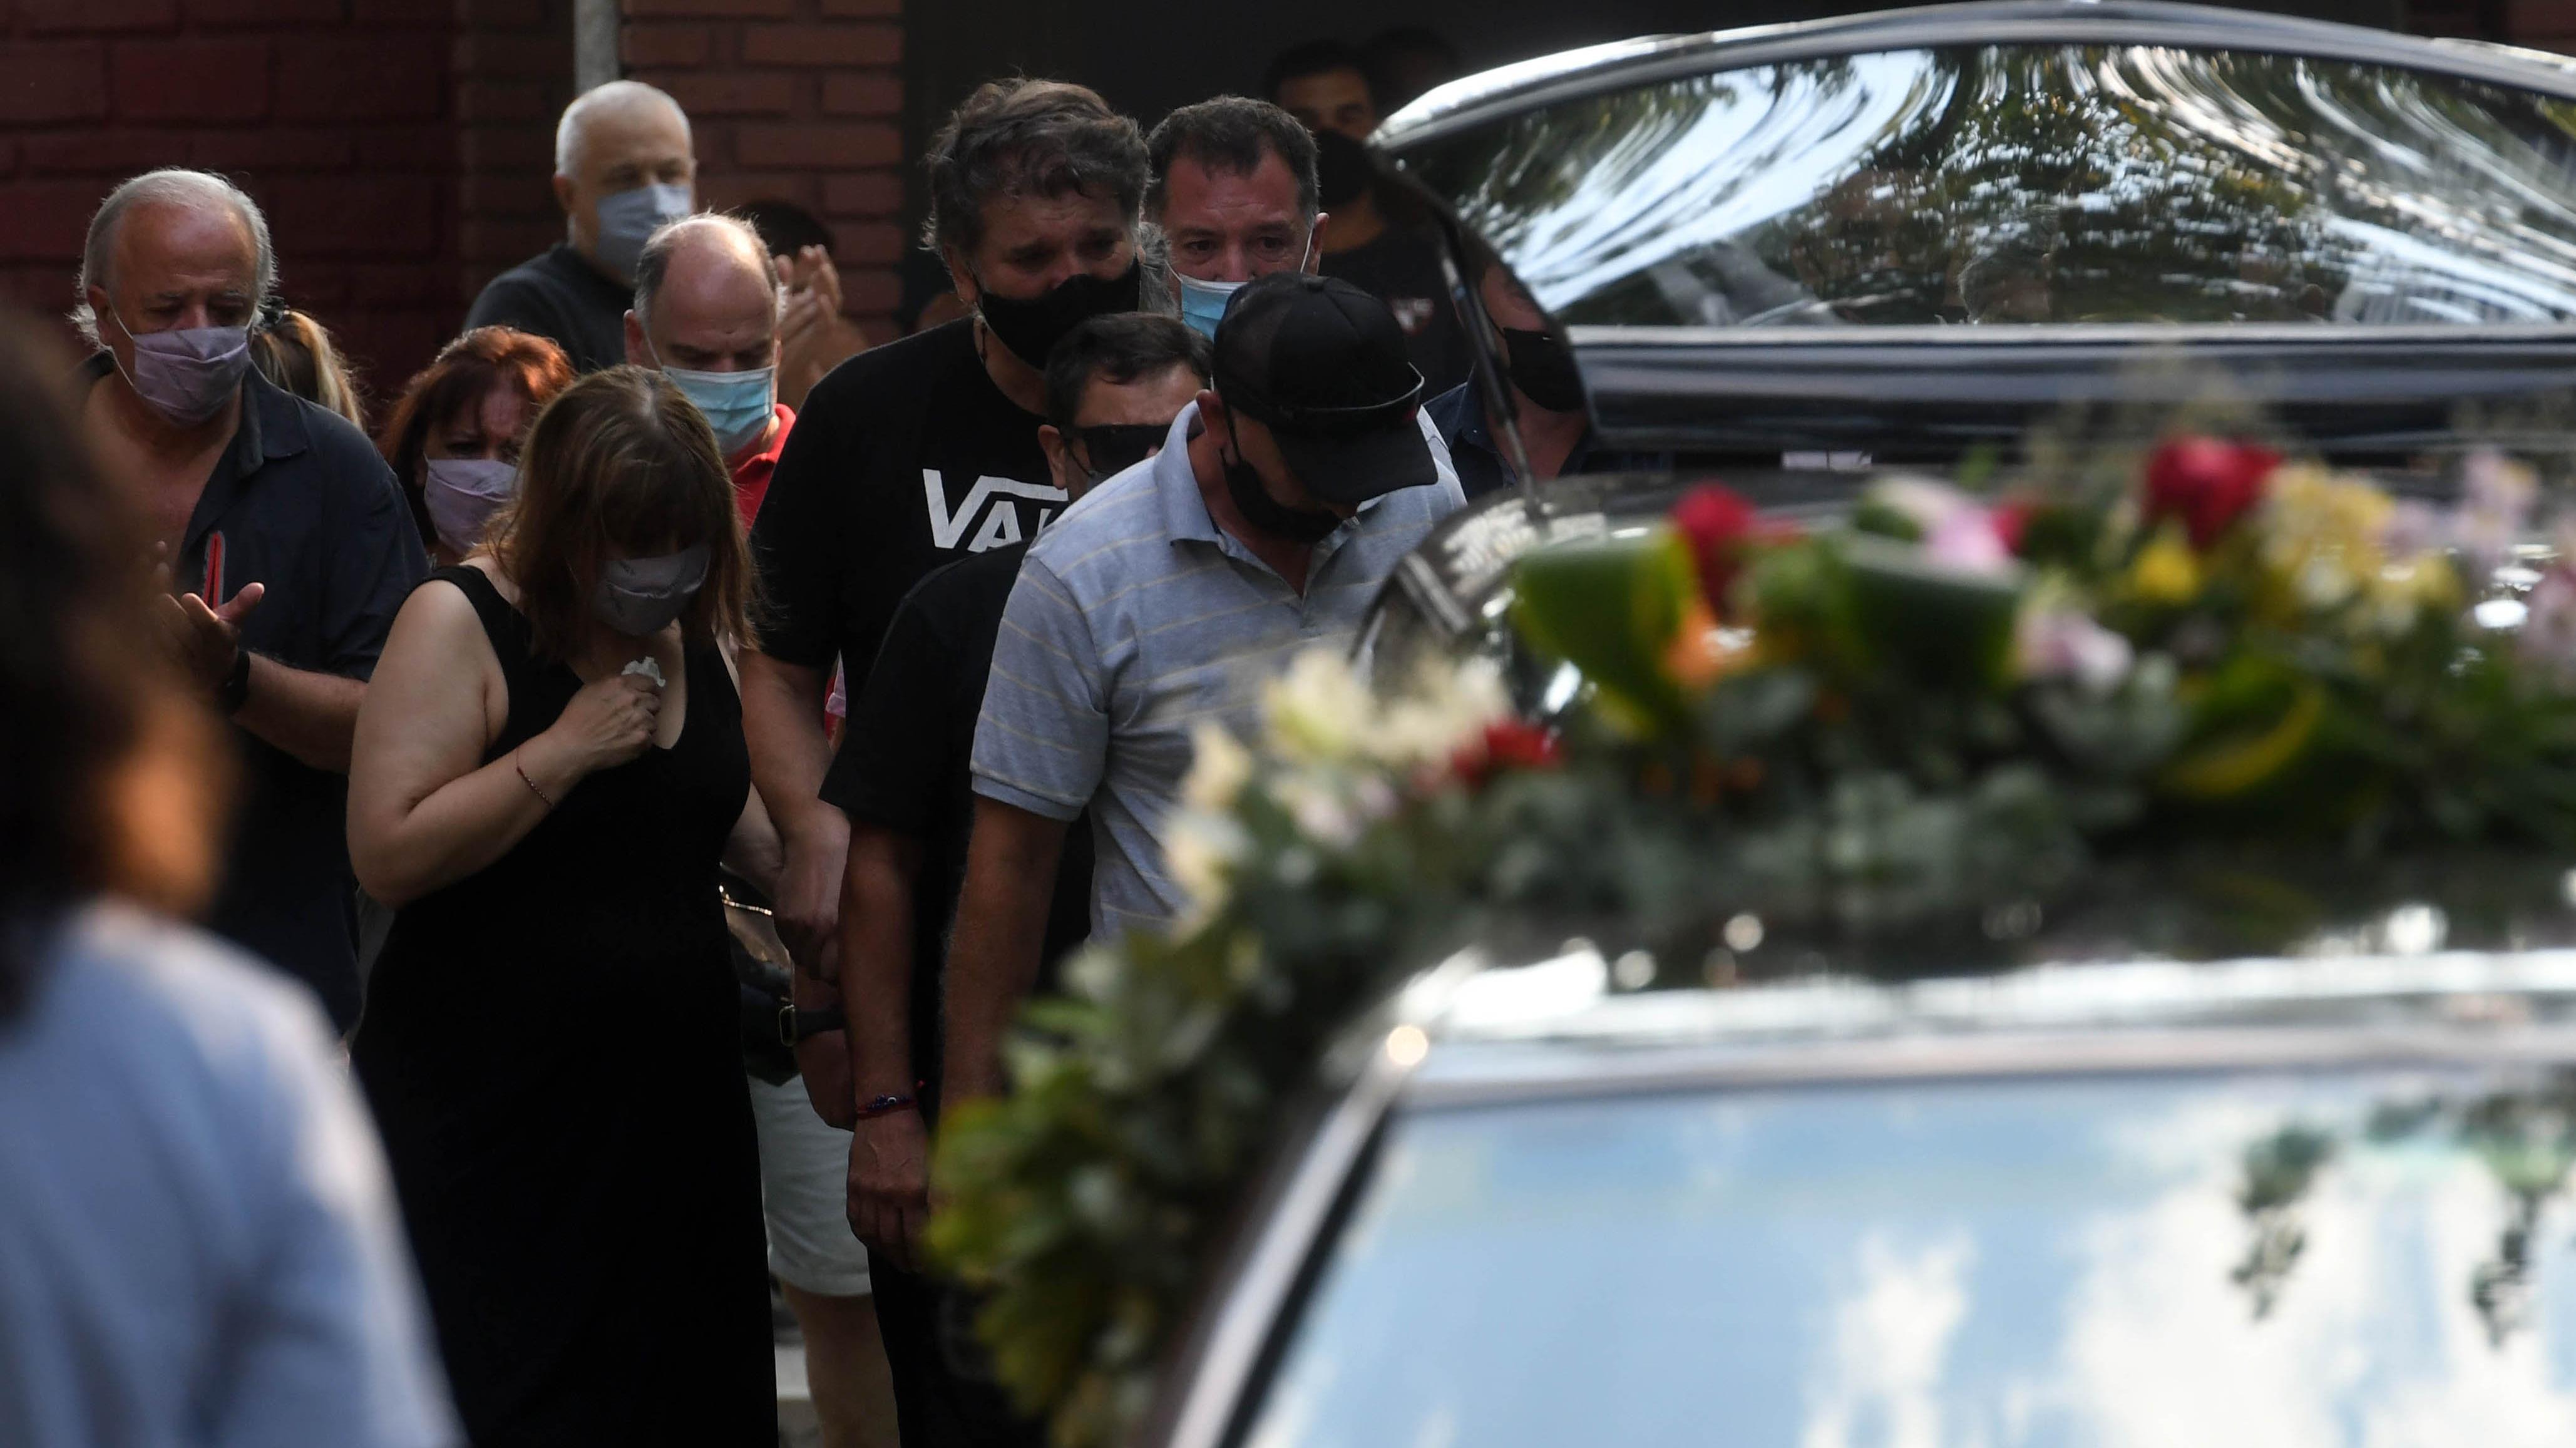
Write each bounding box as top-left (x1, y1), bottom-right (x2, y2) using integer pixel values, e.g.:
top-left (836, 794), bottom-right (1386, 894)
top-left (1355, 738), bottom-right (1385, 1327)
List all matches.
top-left (1991, 500), bottom-right (2033, 556)
top-left (1453, 720), bottom-right (1562, 788)
top-left (2143, 436), bottom-right (2279, 548)
top-left (1672, 482), bottom-right (1758, 614)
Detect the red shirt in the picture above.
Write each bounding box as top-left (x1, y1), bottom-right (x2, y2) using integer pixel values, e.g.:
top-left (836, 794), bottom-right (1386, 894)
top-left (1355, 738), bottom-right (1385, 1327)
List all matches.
top-left (729, 403), bottom-right (795, 525)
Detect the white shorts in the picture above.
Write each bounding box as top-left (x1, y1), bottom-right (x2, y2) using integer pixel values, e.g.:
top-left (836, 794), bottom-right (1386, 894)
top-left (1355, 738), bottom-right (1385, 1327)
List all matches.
top-left (749, 1072), bottom-right (872, 1298)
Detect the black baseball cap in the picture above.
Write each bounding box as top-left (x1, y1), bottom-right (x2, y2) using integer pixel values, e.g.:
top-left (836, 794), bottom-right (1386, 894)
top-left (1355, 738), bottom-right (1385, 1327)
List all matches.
top-left (1212, 273), bottom-right (1434, 506)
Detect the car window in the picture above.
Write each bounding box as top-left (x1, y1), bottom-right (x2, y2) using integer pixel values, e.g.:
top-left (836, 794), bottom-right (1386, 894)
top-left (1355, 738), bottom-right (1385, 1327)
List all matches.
top-left (1393, 47), bottom-right (2576, 327)
top-left (1243, 1067), bottom-right (2576, 1447)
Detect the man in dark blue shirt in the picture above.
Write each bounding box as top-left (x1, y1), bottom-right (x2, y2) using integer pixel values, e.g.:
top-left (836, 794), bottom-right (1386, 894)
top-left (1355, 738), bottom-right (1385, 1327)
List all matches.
top-left (1424, 245), bottom-right (1666, 501)
top-left (76, 169), bottom-right (428, 1030)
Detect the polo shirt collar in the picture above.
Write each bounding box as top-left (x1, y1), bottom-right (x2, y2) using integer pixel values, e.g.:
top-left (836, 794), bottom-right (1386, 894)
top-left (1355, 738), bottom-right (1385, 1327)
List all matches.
top-left (1154, 403), bottom-right (1223, 547)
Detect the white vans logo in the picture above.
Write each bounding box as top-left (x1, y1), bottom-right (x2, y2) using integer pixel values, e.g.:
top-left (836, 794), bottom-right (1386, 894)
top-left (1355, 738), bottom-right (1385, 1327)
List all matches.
top-left (923, 471), bottom-right (1068, 553)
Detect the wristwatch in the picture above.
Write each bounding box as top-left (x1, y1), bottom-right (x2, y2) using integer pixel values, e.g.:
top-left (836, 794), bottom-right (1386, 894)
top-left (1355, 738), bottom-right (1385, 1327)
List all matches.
top-left (215, 645), bottom-right (252, 716)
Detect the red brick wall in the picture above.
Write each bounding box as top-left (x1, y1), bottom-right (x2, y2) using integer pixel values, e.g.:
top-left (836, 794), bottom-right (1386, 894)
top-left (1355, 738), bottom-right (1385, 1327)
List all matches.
top-left (622, 0), bottom-right (908, 340)
top-left (2504, 0), bottom-right (2576, 44)
top-left (0, 0), bottom-right (474, 401)
top-left (456, 0), bottom-right (579, 339)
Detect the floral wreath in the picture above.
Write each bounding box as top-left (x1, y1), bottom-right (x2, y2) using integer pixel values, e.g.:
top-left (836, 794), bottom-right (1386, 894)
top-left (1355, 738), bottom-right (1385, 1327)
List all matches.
top-left (930, 436), bottom-right (2576, 1447)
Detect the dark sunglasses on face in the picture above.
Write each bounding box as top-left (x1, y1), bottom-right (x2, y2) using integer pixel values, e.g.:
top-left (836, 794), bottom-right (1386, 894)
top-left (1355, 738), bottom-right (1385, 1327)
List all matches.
top-left (1074, 423), bottom-right (1171, 482)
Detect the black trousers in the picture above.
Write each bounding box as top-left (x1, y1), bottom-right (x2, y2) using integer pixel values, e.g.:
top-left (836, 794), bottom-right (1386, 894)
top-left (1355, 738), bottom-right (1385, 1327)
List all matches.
top-left (870, 1258), bottom-right (1047, 1448)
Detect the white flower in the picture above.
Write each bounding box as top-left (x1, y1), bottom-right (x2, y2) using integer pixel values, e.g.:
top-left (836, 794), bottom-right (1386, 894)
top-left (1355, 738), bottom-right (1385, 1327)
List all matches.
top-left (2014, 602), bottom-right (2133, 694)
top-left (1270, 769), bottom-right (1364, 851)
top-left (1164, 809), bottom-right (1250, 929)
top-left (1869, 475), bottom-right (1978, 535)
top-left (1262, 649), bottom-right (1375, 765)
top-left (1368, 656), bottom-right (1512, 771)
top-left (1181, 720), bottom-right (1253, 813)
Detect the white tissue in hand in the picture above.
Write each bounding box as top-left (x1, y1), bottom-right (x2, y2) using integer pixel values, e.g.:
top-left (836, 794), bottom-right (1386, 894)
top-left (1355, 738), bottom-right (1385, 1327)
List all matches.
top-left (621, 657), bottom-right (666, 689)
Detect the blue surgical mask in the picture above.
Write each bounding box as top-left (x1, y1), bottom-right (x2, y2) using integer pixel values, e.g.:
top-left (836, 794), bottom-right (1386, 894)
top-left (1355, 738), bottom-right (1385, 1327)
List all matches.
top-left (592, 543), bottom-right (709, 637)
top-left (1176, 272), bottom-right (1245, 340)
top-left (593, 182), bottom-right (692, 284)
top-left (659, 361), bottom-right (776, 459)
top-left (1176, 237), bottom-right (1313, 339)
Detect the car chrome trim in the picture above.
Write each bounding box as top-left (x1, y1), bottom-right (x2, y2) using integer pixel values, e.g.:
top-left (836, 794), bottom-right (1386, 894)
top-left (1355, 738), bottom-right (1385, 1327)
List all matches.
top-left (1147, 1037), bottom-right (1417, 1448)
top-left (1378, 0), bottom-right (2576, 152)
top-left (1399, 1022), bottom-right (2576, 1111)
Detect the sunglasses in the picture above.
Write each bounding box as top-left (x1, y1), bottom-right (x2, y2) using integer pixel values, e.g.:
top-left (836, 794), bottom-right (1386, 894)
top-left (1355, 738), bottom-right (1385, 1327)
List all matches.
top-left (1074, 423), bottom-right (1171, 482)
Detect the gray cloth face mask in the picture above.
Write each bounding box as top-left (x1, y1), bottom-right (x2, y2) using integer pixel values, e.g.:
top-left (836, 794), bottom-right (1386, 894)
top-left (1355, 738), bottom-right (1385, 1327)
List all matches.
top-left (111, 317), bottom-right (252, 426)
top-left (593, 182), bottom-right (692, 284)
top-left (592, 543), bottom-right (708, 637)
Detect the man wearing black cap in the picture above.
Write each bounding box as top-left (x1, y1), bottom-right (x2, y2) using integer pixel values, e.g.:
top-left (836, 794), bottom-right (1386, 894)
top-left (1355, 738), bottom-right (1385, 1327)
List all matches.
top-left (940, 274), bottom-right (1463, 1107)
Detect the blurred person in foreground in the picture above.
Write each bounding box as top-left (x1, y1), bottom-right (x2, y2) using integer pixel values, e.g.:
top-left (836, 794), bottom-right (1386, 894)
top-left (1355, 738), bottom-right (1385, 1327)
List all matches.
top-left (734, 198), bottom-right (876, 409)
top-left (1265, 40), bottom-right (1473, 394)
top-left (1426, 240), bottom-right (1665, 500)
top-left (1147, 95), bottom-right (1459, 489)
top-left (248, 301), bottom-right (367, 429)
top-left (742, 78), bottom-right (1148, 1033)
top-left (0, 314), bottom-right (456, 1448)
top-left (466, 81), bottom-right (697, 373)
top-left (74, 167), bottom-right (428, 1033)
top-left (943, 275), bottom-right (1462, 1107)
top-left (629, 212), bottom-right (899, 1448)
top-left (377, 327), bottom-right (576, 567)
top-left (821, 314), bottom-right (1206, 1442)
top-left (627, 214), bottom-right (796, 523)
top-left (347, 367), bottom-right (781, 1445)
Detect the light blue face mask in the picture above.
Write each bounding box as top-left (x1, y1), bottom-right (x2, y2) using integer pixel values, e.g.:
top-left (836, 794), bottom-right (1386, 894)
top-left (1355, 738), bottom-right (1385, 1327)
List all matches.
top-left (659, 357), bottom-right (776, 458)
top-left (1175, 235), bottom-right (1315, 339)
top-left (593, 182), bottom-right (692, 284)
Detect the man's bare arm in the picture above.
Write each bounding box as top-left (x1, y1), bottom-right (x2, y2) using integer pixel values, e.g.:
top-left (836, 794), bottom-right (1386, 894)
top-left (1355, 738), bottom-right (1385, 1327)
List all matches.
top-left (740, 649), bottom-right (849, 976)
top-left (938, 795), bottom-right (1069, 1106)
top-left (235, 655), bottom-right (366, 772)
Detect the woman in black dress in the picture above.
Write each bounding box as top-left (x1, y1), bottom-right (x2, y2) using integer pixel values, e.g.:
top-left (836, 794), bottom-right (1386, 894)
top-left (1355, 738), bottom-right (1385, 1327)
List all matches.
top-left (347, 367), bottom-right (781, 1444)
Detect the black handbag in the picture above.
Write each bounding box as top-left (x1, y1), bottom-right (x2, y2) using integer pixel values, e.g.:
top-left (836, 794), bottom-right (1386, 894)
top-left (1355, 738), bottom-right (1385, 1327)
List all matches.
top-left (722, 878), bottom-right (801, 1086)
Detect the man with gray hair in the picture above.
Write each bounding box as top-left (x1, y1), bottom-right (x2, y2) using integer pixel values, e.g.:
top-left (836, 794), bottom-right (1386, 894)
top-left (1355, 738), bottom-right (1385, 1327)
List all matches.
top-left (623, 213), bottom-right (794, 520)
top-left (467, 79), bottom-right (696, 372)
top-left (73, 167), bottom-right (428, 1031)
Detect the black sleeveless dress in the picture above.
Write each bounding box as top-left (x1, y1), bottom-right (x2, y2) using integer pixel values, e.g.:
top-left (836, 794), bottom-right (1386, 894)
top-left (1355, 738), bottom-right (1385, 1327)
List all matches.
top-left (354, 566), bottom-right (772, 1445)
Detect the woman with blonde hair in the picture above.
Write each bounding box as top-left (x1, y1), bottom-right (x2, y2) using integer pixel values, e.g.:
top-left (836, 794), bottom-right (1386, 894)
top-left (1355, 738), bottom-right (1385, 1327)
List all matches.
top-left (348, 365), bottom-right (780, 1444)
top-left (0, 314), bottom-right (454, 1446)
top-left (248, 302), bottom-right (369, 428)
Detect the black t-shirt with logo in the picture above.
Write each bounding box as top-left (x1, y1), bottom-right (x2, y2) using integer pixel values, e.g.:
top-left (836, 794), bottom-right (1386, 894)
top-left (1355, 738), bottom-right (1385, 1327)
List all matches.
top-left (1320, 225), bottom-right (1474, 398)
top-left (748, 318), bottom-right (1059, 682)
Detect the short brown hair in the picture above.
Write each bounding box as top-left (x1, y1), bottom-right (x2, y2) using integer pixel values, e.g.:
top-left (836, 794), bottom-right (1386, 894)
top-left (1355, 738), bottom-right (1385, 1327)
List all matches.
top-left (376, 327), bottom-right (577, 555)
top-left (0, 313), bottom-right (227, 1014)
top-left (921, 78), bottom-right (1147, 259)
top-left (487, 366), bottom-right (752, 662)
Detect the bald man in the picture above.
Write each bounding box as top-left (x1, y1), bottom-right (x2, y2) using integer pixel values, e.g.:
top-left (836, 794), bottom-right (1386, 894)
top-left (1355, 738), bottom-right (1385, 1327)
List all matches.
top-left (75, 168), bottom-right (427, 1030)
top-left (626, 215), bottom-right (794, 521)
top-left (467, 80), bottom-right (697, 372)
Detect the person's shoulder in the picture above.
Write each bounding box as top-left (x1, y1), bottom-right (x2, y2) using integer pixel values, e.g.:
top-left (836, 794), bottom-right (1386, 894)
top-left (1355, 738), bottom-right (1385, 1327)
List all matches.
top-left (38, 903), bottom-right (342, 1099)
top-left (1422, 381), bottom-right (1475, 442)
top-left (803, 319), bottom-right (973, 413)
top-left (1025, 465), bottom-right (1168, 577)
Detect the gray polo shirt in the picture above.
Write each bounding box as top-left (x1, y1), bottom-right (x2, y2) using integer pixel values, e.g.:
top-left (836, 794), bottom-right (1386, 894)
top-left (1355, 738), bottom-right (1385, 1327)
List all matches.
top-left (972, 403), bottom-right (1464, 940)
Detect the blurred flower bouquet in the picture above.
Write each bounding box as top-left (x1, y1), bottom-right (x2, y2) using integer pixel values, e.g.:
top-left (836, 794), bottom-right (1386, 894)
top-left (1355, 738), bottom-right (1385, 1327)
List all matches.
top-left (931, 439), bottom-right (2576, 1446)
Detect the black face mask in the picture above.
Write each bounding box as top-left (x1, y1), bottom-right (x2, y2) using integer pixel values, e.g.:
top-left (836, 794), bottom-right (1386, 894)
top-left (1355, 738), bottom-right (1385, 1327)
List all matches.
top-left (1222, 444), bottom-right (1342, 545)
top-left (1074, 423), bottom-right (1168, 483)
top-left (975, 260), bottom-right (1143, 370)
top-left (1501, 327), bottom-right (1586, 414)
top-left (1313, 130), bottom-right (1375, 210)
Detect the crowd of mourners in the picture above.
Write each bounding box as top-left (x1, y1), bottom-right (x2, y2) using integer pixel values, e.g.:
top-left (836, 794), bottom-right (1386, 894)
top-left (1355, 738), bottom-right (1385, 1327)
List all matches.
top-left (0, 28), bottom-right (1641, 1448)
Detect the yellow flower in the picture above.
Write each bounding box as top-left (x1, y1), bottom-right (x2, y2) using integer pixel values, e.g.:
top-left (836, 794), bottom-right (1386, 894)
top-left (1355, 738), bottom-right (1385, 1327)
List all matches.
top-left (1181, 721), bottom-right (1253, 813)
top-left (2256, 465), bottom-right (2389, 616)
top-left (2129, 525), bottom-right (2203, 605)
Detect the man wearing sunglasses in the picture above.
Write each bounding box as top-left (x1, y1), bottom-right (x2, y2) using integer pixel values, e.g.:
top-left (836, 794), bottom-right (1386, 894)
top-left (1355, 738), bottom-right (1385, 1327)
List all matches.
top-left (817, 316), bottom-right (1208, 1431)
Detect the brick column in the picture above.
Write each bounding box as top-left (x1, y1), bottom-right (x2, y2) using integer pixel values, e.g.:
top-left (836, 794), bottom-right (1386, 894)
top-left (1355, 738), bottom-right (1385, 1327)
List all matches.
top-left (622, 0), bottom-right (906, 339)
top-left (0, 0), bottom-right (458, 393)
top-left (454, 0), bottom-right (579, 323)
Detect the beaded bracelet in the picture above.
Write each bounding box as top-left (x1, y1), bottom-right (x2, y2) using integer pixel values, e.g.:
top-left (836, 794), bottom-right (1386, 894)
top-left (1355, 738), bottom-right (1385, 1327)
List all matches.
top-left (855, 1093), bottom-right (918, 1121)
top-left (513, 748), bottom-right (555, 809)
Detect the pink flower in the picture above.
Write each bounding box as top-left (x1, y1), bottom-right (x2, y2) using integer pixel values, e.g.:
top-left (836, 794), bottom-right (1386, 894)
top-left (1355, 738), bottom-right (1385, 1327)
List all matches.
top-left (1926, 508), bottom-right (2016, 573)
top-left (2145, 436), bottom-right (2279, 548)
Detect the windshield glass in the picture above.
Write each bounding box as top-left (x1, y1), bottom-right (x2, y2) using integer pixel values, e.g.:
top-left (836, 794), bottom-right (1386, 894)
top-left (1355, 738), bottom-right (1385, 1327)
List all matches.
top-left (1244, 1067), bottom-right (2576, 1445)
top-left (1392, 46), bottom-right (2576, 327)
